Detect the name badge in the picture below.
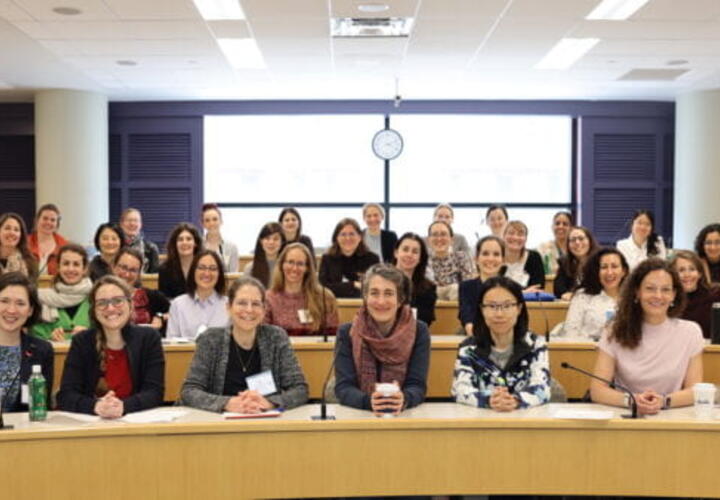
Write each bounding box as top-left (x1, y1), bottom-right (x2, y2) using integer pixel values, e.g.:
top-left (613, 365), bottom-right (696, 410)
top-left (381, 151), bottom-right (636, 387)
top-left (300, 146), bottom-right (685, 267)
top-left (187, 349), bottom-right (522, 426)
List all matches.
top-left (411, 307), bottom-right (418, 319)
top-left (297, 309), bottom-right (313, 324)
top-left (21, 384), bottom-right (29, 404)
top-left (246, 370), bottom-right (277, 396)
top-left (196, 324), bottom-right (208, 337)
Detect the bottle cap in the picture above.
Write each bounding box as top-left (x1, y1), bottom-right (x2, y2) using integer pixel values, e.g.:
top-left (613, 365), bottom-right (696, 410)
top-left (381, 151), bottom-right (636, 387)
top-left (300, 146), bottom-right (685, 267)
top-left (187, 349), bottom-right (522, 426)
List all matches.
top-left (32, 364), bottom-right (41, 374)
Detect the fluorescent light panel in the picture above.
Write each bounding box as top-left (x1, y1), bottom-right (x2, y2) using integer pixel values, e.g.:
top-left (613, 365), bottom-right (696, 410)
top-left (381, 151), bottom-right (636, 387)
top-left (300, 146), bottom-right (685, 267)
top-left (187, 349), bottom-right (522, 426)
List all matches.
top-left (193, 0), bottom-right (245, 20)
top-left (217, 38), bottom-right (266, 69)
top-left (586, 0), bottom-right (650, 20)
top-left (535, 38), bottom-right (599, 70)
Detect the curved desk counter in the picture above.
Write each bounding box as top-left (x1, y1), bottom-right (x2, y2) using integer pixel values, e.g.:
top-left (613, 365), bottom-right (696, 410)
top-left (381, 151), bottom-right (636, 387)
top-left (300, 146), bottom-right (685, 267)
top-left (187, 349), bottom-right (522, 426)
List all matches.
top-left (1, 403), bottom-right (718, 499)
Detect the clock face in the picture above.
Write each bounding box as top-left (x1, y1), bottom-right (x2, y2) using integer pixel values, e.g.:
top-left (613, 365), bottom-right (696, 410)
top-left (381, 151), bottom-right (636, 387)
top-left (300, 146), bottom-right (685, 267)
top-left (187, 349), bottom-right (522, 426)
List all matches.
top-left (372, 128), bottom-right (403, 160)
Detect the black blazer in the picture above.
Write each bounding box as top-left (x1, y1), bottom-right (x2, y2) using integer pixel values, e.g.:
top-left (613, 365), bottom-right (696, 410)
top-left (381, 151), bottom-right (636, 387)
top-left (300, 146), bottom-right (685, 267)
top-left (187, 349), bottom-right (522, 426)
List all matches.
top-left (158, 261), bottom-right (186, 300)
top-left (7, 334), bottom-right (54, 412)
top-left (319, 251), bottom-right (380, 298)
top-left (56, 325), bottom-right (165, 415)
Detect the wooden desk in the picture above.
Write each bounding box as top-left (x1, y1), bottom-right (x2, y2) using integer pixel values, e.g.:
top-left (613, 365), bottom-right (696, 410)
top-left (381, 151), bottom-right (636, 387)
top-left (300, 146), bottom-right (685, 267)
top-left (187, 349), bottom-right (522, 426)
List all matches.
top-left (39, 273), bottom-right (243, 290)
top-left (2, 403), bottom-right (719, 499)
top-left (50, 340), bottom-right (720, 402)
top-left (337, 298), bottom-right (569, 335)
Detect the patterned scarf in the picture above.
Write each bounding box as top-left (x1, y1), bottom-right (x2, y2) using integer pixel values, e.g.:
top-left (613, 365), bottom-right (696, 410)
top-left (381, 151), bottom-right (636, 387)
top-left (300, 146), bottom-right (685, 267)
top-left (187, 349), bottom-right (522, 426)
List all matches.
top-left (38, 277), bottom-right (93, 322)
top-left (350, 304), bottom-right (417, 395)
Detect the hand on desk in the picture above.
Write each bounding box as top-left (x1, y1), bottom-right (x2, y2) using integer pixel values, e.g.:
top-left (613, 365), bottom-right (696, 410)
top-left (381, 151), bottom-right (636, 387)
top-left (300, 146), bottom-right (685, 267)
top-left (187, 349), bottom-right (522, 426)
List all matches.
top-left (489, 386), bottom-right (519, 412)
top-left (95, 390), bottom-right (124, 419)
top-left (370, 382), bottom-right (404, 416)
top-left (224, 390), bottom-right (274, 414)
top-left (635, 390), bottom-right (663, 415)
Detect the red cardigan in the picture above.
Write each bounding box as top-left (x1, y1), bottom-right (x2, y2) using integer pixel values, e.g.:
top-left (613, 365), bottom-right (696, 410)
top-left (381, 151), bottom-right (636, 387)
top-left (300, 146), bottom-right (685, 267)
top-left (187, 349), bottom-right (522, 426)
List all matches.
top-left (27, 232), bottom-right (68, 275)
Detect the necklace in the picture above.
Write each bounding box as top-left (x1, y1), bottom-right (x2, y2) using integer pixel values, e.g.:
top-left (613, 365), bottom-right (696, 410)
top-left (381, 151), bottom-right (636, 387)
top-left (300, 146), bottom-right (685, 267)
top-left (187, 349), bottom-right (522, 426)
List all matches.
top-left (233, 339), bottom-right (257, 374)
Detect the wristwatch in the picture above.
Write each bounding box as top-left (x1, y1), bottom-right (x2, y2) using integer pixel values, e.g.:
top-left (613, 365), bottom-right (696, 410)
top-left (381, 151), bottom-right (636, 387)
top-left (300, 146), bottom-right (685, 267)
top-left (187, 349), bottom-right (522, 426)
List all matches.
top-left (663, 395), bottom-right (672, 410)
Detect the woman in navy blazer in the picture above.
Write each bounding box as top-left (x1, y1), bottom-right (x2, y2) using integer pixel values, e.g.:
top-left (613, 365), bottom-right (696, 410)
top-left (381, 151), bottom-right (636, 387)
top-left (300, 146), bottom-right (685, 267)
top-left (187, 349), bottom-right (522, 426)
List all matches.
top-left (0, 272), bottom-right (53, 412)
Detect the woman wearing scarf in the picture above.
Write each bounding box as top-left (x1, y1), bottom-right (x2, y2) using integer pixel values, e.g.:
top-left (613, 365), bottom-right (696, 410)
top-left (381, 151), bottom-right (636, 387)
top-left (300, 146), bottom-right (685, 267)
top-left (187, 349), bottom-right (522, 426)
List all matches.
top-left (32, 244), bottom-right (93, 341)
top-left (334, 263), bottom-right (430, 415)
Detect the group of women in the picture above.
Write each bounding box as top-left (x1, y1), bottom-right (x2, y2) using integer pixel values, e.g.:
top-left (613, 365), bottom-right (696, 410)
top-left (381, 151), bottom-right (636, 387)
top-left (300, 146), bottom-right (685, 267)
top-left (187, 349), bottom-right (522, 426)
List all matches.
top-left (1, 201), bottom-right (719, 419)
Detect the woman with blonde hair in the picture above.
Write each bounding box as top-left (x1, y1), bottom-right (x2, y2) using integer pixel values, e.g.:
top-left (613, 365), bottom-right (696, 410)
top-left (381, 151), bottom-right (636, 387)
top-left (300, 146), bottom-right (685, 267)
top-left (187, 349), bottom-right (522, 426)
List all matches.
top-left (266, 242), bottom-right (338, 336)
top-left (362, 202), bottom-right (397, 263)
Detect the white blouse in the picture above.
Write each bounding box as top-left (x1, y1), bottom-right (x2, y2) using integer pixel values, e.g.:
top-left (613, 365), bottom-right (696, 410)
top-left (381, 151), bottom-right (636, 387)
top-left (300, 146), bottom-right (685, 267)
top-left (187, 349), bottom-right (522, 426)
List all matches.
top-left (554, 289), bottom-right (617, 342)
top-left (616, 235), bottom-right (667, 271)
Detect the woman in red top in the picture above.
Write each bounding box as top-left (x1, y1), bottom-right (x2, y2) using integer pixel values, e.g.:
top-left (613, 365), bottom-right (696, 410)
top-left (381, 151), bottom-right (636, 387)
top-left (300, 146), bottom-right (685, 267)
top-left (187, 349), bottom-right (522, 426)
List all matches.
top-left (27, 204), bottom-right (67, 276)
top-left (57, 275), bottom-right (165, 417)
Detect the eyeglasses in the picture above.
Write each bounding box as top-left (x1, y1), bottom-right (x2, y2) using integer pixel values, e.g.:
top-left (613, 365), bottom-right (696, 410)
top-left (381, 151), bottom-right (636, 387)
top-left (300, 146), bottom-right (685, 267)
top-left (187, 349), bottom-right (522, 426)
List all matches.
top-left (95, 296), bottom-right (129, 310)
top-left (197, 265), bottom-right (219, 273)
top-left (704, 240), bottom-right (720, 247)
top-left (284, 260), bottom-right (307, 269)
top-left (481, 302), bottom-right (518, 312)
top-left (234, 300), bottom-right (264, 309)
top-left (116, 264), bottom-right (140, 274)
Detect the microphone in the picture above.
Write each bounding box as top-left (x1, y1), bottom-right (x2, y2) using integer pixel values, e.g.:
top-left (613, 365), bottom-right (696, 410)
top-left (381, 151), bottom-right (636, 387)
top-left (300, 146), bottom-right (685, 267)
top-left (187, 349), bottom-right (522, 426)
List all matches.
top-left (0, 347), bottom-right (34, 430)
top-left (311, 337), bottom-right (339, 420)
top-left (560, 361), bottom-right (640, 419)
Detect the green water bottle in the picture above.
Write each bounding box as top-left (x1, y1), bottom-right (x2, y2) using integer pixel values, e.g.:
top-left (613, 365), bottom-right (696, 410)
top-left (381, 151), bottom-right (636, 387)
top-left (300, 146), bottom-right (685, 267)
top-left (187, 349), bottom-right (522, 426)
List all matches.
top-left (29, 364), bottom-right (47, 422)
top-left (543, 253), bottom-right (551, 275)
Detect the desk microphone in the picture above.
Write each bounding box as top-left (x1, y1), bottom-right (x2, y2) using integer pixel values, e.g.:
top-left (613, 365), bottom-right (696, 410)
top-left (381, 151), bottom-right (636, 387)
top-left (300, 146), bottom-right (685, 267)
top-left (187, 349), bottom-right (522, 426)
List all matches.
top-left (560, 362), bottom-right (639, 419)
top-left (312, 338), bottom-right (338, 420)
top-left (0, 347), bottom-right (34, 430)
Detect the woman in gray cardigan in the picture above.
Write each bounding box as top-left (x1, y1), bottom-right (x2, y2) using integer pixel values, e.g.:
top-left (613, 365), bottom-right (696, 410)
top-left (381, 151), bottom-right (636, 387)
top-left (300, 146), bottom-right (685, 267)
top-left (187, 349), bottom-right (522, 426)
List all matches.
top-left (180, 277), bottom-right (308, 413)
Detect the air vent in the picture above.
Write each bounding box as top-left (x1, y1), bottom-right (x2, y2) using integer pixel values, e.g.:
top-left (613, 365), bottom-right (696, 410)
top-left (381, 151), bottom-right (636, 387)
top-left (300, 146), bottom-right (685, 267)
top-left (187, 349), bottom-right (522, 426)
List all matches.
top-left (331, 17), bottom-right (414, 38)
top-left (617, 69), bottom-right (688, 81)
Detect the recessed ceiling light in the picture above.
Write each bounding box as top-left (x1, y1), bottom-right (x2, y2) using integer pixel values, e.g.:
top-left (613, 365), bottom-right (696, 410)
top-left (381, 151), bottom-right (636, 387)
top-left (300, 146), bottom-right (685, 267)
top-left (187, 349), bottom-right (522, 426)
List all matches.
top-left (217, 38), bottom-right (266, 69)
top-left (535, 38), bottom-right (599, 70)
top-left (52, 6), bottom-right (82, 16)
top-left (331, 17), bottom-right (414, 38)
top-left (666, 59), bottom-right (688, 66)
top-left (358, 3), bottom-right (389, 13)
top-left (116, 60), bottom-right (138, 66)
top-left (192, 0), bottom-right (245, 20)
top-left (586, 0), bottom-right (649, 21)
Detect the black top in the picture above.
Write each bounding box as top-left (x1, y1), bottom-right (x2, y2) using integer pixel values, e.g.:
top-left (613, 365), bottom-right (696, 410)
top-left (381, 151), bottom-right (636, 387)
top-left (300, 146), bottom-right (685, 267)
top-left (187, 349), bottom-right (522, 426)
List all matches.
top-left (459, 278), bottom-right (483, 327)
top-left (709, 260), bottom-right (720, 283)
top-left (88, 255), bottom-right (112, 282)
top-left (6, 334), bottom-right (54, 412)
top-left (222, 337), bottom-right (262, 395)
top-left (413, 283), bottom-right (437, 326)
top-left (158, 261), bottom-right (187, 300)
top-left (318, 251), bottom-right (380, 298)
top-left (553, 257), bottom-right (579, 298)
top-left (287, 234), bottom-right (315, 258)
top-left (683, 287), bottom-right (720, 339)
top-left (56, 325), bottom-right (165, 415)
top-left (524, 250), bottom-right (546, 289)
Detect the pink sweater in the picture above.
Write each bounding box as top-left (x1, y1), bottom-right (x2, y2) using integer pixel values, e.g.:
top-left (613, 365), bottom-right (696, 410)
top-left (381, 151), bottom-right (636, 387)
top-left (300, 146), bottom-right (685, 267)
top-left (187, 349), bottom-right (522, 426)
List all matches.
top-left (265, 290), bottom-right (339, 336)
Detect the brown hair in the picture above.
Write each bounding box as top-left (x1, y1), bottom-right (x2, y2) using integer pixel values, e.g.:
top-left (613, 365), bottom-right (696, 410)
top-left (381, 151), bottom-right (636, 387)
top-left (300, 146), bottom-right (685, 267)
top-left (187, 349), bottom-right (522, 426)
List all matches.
top-left (610, 258), bottom-right (686, 349)
top-left (250, 222), bottom-right (285, 287)
top-left (187, 250), bottom-right (226, 296)
top-left (53, 243), bottom-right (89, 286)
top-left (328, 218), bottom-right (369, 257)
top-left (0, 212), bottom-right (38, 279)
top-left (670, 250), bottom-right (713, 292)
top-left (165, 222), bottom-right (203, 283)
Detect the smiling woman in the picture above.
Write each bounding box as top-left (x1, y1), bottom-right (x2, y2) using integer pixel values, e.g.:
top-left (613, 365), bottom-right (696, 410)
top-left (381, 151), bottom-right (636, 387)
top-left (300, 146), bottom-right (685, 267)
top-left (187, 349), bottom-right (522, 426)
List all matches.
top-left (27, 204), bottom-right (67, 276)
top-left (334, 264), bottom-right (430, 416)
top-left (56, 275), bottom-right (165, 418)
top-left (459, 236), bottom-right (506, 336)
top-left (0, 213), bottom-right (38, 280)
top-left (32, 244), bottom-right (92, 341)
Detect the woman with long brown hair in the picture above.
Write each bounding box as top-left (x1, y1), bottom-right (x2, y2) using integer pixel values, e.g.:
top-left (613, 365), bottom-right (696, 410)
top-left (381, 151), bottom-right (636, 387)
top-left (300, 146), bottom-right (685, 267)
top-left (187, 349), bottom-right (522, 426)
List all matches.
top-left (243, 222), bottom-right (285, 287)
top-left (57, 275), bottom-right (165, 418)
top-left (670, 249), bottom-right (720, 339)
top-left (590, 258), bottom-right (703, 415)
top-left (158, 222), bottom-right (203, 299)
top-left (265, 242), bottom-right (338, 336)
top-left (0, 212), bottom-right (38, 280)
top-left (553, 226), bottom-right (599, 300)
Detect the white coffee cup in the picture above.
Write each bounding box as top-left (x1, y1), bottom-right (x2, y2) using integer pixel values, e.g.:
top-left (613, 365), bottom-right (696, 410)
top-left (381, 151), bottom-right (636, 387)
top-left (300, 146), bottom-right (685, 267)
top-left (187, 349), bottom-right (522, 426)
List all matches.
top-left (692, 383), bottom-right (716, 419)
top-left (374, 382), bottom-right (400, 418)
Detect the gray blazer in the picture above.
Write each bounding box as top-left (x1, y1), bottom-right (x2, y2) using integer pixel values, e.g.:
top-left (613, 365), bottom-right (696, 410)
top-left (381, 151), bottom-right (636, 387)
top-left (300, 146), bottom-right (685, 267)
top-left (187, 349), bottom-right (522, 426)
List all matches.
top-left (179, 324), bottom-right (308, 412)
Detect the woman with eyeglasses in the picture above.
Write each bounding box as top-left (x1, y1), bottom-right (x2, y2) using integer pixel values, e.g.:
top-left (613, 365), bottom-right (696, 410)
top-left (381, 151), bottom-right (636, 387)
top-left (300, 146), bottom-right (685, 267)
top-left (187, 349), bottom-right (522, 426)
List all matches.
top-left (427, 221), bottom-right (475, 301)
top-left (557, 248), bottom-right (629, 342)
top-left (88, 222), bottom-right (125, 282)
top-left (158, 222), bottom-right (203, 300)
top-left (670, 250), bottom-right (720, 339)
top-left (27, 204), bottom-right (67, 276)
top-left (32, 244), bottom-right (92, 341)
top-left (112, 248), bottom-right (169, 332)
top-left (319, 218), bottom-right (379, 299)
top-left (166, 250), bottom-right (228, 340)
top-left (432, 203), bottom-right (471, 255)
top-left (335, 264), bottom-right (430, 415)
top-left (590, 259), bottom-right (703, 415)
top-left (694, 223), bottom-right (720, 284)
top-left (180, 276), bottom-right (308, 413)
top-left (616, 210), bottom-right (666, 271)
top-left (119, 208), bottom-right (160, 273)
top-left (56, 275), bottom-right (165, 417)
top-left (0, 212), bottom-right (38, 280)
top-left (0, 272), bottom-right (53, 413)
top-left (537, 211), bottom-right (572, 275)
top-left (452, 276), bottom-right (550, 411)
top-left (265, 243), bottom-right (338, 336)
top-left (553, 226), bottom-right (599, 300)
